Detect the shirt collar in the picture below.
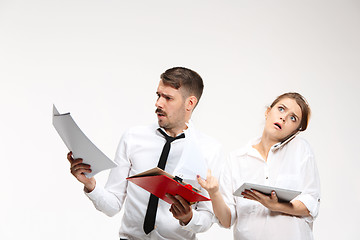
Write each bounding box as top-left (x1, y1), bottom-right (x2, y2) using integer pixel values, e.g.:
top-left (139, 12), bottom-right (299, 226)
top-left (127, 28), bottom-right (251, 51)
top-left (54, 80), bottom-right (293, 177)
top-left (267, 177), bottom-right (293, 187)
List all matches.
top-left (245, 137), bottom-right (282, 160)
top-left (245, 137), bottom-right (262, 159)
top-left (155, 120), bottom-right (194, 138)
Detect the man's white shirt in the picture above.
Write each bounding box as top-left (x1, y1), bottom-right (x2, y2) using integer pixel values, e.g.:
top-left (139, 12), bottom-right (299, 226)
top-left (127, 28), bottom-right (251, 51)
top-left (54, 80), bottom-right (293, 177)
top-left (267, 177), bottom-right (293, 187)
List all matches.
top-left (86, 122), bottom-right (223, 240)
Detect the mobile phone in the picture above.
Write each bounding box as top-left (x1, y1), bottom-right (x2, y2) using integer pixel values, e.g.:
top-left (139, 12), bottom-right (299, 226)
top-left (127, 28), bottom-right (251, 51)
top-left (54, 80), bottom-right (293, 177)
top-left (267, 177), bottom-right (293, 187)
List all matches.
top-left (272, 131), bottom-right (300, 151)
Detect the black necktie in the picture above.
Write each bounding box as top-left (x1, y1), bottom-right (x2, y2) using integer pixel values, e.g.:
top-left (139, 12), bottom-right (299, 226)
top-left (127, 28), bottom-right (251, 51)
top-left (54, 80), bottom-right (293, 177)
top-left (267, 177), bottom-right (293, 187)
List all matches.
top-left (143, 128), bottom-right (185, 234)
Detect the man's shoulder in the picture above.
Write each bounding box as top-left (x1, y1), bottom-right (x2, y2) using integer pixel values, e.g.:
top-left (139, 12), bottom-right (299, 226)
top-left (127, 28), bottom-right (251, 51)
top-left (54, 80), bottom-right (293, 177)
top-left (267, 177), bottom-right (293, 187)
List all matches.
top-left (124, 124), bottom-right (157, 135)
top-left (120, 124), bottom-right (158, 141)
top-left (191, 128), bottom-right (222, 149)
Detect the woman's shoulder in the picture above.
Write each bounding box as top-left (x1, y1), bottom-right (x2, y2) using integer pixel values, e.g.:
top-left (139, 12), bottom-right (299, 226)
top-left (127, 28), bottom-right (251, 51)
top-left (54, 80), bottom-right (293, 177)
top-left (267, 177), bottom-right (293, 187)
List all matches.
top-left (289, 135), bottom-right (311, 147)
top-left (228, 139), bottom-right (256, 159)
top-left (286, 136), bottom-right (314, 156)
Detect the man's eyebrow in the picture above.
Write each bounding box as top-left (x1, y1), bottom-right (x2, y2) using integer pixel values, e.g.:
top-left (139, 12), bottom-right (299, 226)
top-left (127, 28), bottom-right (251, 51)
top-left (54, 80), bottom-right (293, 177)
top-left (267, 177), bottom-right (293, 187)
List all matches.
top-left (156, 92), bottom-right (173, 98)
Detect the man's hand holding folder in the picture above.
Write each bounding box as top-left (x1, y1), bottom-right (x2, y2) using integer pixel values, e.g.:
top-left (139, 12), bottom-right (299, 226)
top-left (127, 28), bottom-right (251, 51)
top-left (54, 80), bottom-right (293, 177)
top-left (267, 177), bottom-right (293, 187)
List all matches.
top-left (166, 193), bottom-right (193, 225)
top-left (126, 167), bottom-right (210, 205)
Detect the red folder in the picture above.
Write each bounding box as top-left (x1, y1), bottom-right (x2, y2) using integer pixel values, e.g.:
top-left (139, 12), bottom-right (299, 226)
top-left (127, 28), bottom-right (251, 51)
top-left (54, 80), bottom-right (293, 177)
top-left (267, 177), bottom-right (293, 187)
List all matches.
top-left (126, 167), bottom-right (210, 204)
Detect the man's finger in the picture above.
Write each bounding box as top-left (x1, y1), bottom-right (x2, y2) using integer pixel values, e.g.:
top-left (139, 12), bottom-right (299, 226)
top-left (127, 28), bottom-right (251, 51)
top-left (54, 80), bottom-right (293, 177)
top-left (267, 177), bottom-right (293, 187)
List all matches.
top-left (71, 158), bottom-right (84, 168)
top-left (166, 193), bottom-right (179, 204)
top-left (72, 168), bottom-right (92, 175)
top-left (72, 163), bottom-right (91, 171)
top-left (170, 204), bottom-right (180, 215)
top-left (167, 194), bottom-right (186, 211)
top-left (67, 151), bottom-right (73, 163)
top-left (174, 195), bottom-right (190, 209)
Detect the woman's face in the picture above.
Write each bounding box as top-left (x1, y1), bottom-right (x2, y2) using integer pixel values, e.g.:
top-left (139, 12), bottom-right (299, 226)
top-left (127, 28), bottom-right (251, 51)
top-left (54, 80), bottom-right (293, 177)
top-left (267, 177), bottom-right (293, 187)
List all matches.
top-left (265, 97), bottom-right (302, 142)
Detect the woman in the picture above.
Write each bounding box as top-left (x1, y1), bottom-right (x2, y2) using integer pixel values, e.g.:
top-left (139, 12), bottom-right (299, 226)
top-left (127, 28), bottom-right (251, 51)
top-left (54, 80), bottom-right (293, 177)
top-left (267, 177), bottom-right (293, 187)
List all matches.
top-left (198, 92), bottom-right (320, 240)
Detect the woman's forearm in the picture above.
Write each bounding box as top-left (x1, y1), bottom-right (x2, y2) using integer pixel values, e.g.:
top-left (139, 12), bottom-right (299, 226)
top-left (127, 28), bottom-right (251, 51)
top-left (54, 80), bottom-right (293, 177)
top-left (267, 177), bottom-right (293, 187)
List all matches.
top-left (272, 200), bottom-right (310, 217)
top-left (209, 191), bottom-right (232, 228)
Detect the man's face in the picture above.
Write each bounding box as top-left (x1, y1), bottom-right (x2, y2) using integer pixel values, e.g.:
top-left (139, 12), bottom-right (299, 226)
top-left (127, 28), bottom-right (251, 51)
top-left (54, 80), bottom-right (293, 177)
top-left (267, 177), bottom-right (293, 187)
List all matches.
top-left (265, 97), bottom-right (302, 142)
top-left (155, 80), bottom-right (187, 132)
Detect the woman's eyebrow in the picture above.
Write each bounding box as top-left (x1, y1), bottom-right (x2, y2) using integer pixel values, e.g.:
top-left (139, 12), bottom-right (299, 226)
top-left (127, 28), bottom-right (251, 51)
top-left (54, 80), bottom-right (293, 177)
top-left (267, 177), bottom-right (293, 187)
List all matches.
top-left (280, 104), bottom-right (299, 119)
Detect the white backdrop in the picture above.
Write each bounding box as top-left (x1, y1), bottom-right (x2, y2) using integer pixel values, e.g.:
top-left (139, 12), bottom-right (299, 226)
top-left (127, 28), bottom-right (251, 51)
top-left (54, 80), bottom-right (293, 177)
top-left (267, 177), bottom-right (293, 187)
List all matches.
top-left (1, 0), bottom-right (359, 239)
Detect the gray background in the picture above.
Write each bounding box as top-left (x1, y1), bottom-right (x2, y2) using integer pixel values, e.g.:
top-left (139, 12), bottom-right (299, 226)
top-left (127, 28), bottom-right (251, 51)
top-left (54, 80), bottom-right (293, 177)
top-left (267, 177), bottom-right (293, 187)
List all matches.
top-left (1, 0), bottom-right (359, 239)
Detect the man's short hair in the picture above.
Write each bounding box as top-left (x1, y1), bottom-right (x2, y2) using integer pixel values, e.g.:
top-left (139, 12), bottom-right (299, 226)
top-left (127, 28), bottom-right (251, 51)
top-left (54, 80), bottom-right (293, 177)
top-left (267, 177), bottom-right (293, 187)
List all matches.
top-left (160, 67), bottom-right (204, 104)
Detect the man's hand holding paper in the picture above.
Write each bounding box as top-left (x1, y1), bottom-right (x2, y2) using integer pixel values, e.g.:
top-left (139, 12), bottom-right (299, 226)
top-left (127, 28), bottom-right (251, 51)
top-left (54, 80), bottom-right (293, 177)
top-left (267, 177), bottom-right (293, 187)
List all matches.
top-left (67, 151), bottom-right (96, 192)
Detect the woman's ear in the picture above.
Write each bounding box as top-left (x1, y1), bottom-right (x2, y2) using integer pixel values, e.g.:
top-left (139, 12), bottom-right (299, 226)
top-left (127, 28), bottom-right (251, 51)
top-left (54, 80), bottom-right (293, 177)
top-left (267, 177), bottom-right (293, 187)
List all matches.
top-left (265, 107), bottom-right (271, 119)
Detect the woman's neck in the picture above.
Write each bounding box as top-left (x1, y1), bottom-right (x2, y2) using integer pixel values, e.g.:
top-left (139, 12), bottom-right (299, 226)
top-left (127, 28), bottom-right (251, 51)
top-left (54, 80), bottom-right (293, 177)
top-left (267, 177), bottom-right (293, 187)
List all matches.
top-left (253, 133), bottom-right (278, 161)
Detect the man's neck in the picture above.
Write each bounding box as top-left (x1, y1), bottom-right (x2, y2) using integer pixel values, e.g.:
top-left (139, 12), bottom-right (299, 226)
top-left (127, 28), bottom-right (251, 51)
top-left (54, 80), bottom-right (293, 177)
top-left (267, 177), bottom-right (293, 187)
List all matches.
top-left (164, 123), bottom-right (189, 137)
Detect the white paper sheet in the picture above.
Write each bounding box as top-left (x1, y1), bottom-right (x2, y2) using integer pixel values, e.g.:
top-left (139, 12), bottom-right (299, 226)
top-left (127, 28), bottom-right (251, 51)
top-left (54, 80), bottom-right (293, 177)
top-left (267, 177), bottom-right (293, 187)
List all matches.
top-left (52, 105), bottom-right (117, 178)
top-left (173, 125), bottom-right (207, 182)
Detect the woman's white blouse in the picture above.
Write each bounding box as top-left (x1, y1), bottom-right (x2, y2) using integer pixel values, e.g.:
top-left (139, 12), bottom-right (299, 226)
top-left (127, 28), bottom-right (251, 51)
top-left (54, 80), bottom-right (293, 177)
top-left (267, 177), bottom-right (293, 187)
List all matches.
top-left (220, 136), bottom-right (321, 240)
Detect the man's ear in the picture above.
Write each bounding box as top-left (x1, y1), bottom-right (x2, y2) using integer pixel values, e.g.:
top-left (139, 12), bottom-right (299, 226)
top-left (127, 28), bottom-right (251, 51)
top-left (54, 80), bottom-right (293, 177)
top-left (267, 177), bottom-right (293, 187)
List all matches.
top-left (186, 96), bottom-right (198, 112)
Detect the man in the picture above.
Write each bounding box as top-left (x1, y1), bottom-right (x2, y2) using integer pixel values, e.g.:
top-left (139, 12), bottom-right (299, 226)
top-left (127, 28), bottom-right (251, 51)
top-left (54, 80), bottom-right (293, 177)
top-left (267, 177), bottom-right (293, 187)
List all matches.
top-left (67, 67), bottom-right (223, 239)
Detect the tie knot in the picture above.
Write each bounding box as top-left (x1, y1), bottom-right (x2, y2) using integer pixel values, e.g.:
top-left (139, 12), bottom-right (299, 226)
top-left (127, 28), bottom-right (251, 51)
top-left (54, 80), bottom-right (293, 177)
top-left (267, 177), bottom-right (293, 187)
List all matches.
top-left (158, 128), bottom-right (185, 143)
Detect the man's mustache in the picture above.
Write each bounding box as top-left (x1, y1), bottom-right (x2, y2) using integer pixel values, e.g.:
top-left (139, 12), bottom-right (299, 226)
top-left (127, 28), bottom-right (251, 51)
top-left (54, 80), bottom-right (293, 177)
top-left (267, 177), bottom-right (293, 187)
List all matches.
top-left (155, 108), bottom-right (166, 116)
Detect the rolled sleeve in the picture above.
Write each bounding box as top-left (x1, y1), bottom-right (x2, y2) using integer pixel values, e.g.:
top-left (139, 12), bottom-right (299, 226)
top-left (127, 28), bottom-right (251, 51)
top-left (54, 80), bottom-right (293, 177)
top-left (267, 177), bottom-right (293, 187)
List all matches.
top-left (218, 156), bottom-right (237, 228)
top-left (292, 149), bottom-right (321, 223)
top-left (293, 193), bottom-right (320, 222)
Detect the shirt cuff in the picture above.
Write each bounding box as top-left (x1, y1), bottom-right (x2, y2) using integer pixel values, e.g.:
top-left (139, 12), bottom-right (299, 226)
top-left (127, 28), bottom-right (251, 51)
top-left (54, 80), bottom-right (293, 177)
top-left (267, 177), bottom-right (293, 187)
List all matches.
top-left (179, 209), bottom-right (200, 232)
top-left (293, 193), bottom-right (320, 222)
top-left (84, 184), bottom-right (104, 201)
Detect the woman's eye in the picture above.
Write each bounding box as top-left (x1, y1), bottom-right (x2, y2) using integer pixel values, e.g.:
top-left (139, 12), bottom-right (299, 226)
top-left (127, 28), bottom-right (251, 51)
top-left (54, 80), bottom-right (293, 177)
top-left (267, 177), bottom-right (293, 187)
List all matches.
top-left (290, 116), bottom-right (296, 122)
top-left (278, 107), bottom-right (284, 112)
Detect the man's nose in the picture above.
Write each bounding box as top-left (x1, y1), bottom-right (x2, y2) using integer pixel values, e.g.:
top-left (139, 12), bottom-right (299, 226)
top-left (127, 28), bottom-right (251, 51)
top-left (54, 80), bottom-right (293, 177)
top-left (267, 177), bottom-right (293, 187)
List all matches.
top-left (155, 97), bottom-right (163, 108)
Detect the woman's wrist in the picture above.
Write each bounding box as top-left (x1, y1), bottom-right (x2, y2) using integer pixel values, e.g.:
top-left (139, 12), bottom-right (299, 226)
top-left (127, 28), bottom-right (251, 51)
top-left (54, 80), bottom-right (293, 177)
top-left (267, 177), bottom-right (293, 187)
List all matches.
top-left (209, 189), bottom-right (221, 199)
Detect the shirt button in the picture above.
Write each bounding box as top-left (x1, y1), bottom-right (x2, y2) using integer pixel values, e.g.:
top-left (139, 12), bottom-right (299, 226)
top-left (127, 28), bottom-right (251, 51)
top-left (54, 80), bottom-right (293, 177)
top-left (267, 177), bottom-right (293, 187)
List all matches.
top-left (266, 177), bottom-right (268, 179)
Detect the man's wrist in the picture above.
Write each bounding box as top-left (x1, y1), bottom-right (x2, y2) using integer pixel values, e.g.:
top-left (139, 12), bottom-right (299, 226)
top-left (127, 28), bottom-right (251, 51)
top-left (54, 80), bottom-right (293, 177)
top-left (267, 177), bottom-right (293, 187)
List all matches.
top-left (180, 211), bottom-right (193, 226)
top-left (84, 181), bottom-right (96, 193)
